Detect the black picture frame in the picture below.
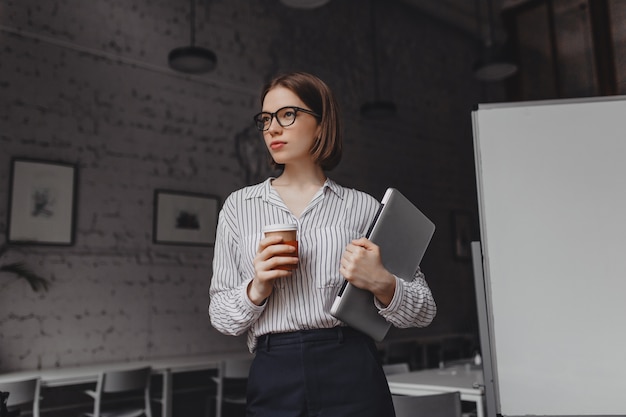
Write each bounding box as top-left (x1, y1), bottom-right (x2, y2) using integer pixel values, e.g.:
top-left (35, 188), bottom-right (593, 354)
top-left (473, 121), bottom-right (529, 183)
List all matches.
top-left (7, 158), bottom-right (78, 245)
top-left (153, 190), bottom-right (220, 246)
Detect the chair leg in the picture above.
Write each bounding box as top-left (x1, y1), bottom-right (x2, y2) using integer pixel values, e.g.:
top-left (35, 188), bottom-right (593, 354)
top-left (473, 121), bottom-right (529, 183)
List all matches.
top-left (204, 395), bottom-right (214, 417)
top-left (215, 381), bottom-right (223, 417)
top-left (144, 389), bottom-right (153, 417)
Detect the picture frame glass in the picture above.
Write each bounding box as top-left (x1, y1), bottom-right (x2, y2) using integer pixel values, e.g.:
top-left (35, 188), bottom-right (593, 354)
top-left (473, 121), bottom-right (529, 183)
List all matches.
top-left (8, 159), bottom-right (77, 245)
top-left (154, 191), bottom-right (219, 246)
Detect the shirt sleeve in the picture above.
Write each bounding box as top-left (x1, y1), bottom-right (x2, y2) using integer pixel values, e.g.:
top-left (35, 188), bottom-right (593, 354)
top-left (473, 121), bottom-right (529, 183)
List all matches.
top-left (374, 267), bottom-right (437, 328)
top-left (208, 196), bottom-right (265, 336)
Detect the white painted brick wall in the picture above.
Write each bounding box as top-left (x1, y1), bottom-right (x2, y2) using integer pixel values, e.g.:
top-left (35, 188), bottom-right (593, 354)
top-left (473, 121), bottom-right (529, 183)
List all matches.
top-left (0, 0), bottom-right (488, 371)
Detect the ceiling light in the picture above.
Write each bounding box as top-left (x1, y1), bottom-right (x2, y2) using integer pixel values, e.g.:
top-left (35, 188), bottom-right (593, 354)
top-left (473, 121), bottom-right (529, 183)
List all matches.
top-left (360, 0), bottom-right (397, 119)
top-left (169, 46), bottom-right (216, 74)
top-left (473, 0), bottom-right (518, 82)
top-left (168, 0), bottom-right (217, 74)
top-left (473, 45), bottom-right (518, 81)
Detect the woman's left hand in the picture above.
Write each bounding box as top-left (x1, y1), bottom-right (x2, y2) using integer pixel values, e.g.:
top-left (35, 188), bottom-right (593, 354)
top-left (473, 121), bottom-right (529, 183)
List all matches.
top-left (340, 237), bottom-right (396, 306)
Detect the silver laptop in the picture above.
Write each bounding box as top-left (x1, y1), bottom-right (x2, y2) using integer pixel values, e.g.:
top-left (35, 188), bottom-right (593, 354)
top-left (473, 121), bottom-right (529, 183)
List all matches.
top-left (330, 188), bottom-right (436, 341)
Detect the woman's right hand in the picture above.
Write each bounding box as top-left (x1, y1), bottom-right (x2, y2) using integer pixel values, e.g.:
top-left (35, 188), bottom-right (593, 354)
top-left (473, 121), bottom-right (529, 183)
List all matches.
top-left (247, 235), bottom-right (298, 305)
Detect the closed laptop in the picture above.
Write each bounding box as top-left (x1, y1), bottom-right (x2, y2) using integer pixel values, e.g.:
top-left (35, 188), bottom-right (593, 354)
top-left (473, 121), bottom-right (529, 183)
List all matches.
top-left (330, 188), bottom-right (435, 341)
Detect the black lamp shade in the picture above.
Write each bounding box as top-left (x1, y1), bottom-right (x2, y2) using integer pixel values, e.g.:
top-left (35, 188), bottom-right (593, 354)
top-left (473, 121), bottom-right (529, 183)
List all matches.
top-left (168, 46), bottom-right (217, 74)
top-left (280, 0), bottom-right (331, 8)
top-left (474, 45), bottom-right (518, 82)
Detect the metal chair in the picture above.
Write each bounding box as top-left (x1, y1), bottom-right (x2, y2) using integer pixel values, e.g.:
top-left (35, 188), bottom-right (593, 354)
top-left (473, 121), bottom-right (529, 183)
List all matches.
top-left (392, 391), bottom-right (462, 417)
top-left (0, 378), bottom-right (41, 417)
top-left (212, 358), bottom-right (253, 417)
top-left (83, 366), bottom-right (152, 417)
top-left (382, 362), bottom-right (411, 376)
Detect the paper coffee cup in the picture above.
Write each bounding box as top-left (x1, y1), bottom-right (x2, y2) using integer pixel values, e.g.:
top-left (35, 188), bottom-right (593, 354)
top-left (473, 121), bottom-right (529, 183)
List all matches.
top-left (263, 223), bottom-right (298, 270)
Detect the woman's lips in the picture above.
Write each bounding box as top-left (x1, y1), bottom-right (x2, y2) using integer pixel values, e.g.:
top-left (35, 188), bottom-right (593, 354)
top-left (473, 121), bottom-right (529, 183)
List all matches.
top-left (270, 141), bottom-right (286, 150)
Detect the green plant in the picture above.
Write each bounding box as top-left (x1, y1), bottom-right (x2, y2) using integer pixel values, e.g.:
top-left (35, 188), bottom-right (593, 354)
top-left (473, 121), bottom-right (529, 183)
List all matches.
top-left (0, 244), bottom-right (50, 292)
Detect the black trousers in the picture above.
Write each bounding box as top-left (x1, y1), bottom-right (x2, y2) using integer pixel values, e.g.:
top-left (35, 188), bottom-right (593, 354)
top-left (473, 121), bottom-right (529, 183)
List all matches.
top-left (247, 327), bottom-right (396, 417)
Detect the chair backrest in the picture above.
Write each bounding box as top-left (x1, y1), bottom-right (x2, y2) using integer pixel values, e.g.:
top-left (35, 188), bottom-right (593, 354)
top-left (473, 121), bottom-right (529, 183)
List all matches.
top-left (382, 362), bottom-right (411, 376)
top-left (0, 378), bottom-right (41, 417)
top-left (392, 392), bottom-right (462, 417)
top-left (214, 358), bottom-right (253, 417)
top-left (100, 367), bottom-right (152, 393)
top-left (88, 367), bottom-right (152, 417)
top-left (222, 358), bottom-right (253, 379)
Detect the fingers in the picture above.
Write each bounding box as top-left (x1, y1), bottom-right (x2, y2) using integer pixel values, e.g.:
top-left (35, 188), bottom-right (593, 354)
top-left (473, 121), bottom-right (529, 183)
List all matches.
top-left (251, 238), bottom-right (296, 303)
top-left (257, 236), bottom-right (296, 258)
top-left (262, 255), bottom-right (299, 272)
top-left (341, 238), bottom-right (384, 287)
top-left (249, 235), bottom-right (300, 304)
top-left (344, 238), bottom-right (379, 259)
top-left (351, 237), bottom-right (377, 250)
top-left (257, 235), bottom-right (285, 253)
top-left (254, 235), bottom-right (298, 274)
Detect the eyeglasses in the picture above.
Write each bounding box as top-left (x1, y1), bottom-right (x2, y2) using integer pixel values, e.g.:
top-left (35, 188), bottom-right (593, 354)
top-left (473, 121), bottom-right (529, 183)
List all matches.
top-left (253, 106), bottom-right (320, 131)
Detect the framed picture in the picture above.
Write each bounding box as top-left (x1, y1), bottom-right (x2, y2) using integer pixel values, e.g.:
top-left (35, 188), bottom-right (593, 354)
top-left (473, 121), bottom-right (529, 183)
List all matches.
top-left (7, 158), bottom-right (78, 245)
top-left (153, 190), bottom-right (220, 246)
top-left (452, 210), bottom-right (473, 261)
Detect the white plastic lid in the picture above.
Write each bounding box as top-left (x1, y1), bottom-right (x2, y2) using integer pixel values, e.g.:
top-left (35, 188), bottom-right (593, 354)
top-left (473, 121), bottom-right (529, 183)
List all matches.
top-left (262, 223), bottom-right (298, 233)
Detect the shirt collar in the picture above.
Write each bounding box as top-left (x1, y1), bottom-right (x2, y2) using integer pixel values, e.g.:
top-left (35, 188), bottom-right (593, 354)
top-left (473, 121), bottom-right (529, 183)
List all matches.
top-left (243, 177), bottom-right (344, 201)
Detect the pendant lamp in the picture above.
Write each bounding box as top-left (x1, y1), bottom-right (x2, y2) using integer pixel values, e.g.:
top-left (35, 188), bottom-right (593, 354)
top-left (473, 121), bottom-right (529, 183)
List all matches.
top-left (473, 0), bottom-right (517, 81)
top-left (360, 0), bottom-right (397, 119)
top-left (280, 0), bottom-right (331, 8)
top-left (168, 0), bottom-right (217, 74)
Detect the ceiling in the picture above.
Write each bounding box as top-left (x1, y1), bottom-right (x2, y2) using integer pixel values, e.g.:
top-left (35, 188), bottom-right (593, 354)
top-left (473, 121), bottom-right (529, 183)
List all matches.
top-left (279, 0), bottom-right (533, 43)
top-left (397, 0), bottom-right (531, 40)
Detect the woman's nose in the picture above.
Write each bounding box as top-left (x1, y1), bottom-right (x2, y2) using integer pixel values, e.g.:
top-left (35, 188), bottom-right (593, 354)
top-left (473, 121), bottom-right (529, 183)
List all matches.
top-left (267, 115), bottom-right (282, 133)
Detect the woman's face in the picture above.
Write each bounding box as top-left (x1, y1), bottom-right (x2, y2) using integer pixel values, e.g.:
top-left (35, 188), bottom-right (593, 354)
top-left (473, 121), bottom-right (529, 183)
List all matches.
top-left (261, 86), bottom-right (321, 167)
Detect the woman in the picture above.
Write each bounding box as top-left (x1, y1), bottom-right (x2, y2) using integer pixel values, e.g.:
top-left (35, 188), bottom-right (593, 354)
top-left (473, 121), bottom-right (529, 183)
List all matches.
top-left (209, 71), bottom-right (436, 417)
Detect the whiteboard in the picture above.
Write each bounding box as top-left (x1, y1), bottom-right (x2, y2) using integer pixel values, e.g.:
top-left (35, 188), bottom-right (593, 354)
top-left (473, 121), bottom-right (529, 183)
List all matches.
top-left (472, 96), bottom-right (626, 416)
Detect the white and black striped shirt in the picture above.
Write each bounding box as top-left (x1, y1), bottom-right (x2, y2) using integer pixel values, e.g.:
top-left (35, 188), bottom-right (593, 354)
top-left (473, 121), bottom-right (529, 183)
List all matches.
top-left (209, 178), bottom-right (436, 352)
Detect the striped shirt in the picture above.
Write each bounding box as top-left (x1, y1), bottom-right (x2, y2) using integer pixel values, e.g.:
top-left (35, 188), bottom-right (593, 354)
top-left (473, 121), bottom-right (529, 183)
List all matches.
top-left (209, 178), bottom-right (436, 352)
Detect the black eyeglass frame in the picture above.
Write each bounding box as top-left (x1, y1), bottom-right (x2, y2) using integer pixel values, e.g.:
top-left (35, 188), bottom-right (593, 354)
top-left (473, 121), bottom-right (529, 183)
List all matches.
top-left (253, 106), bottom-right (321, 131)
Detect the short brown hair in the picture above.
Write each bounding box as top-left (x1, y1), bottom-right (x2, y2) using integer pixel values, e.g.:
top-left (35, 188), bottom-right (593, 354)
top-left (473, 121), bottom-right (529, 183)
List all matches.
top-left (260, 72), bottom-right (342, 171)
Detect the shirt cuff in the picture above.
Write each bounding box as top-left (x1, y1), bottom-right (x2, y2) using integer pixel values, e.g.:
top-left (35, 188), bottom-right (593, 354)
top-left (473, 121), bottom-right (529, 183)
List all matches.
top-left (374, 275), bottom-right (403, 312)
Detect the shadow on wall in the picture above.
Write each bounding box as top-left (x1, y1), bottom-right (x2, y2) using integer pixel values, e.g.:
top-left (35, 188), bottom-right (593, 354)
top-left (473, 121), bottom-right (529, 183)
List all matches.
top-left (234, 125), bottom-right (276, 185)
top-left (0, 245), bottom-right (51, 293)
